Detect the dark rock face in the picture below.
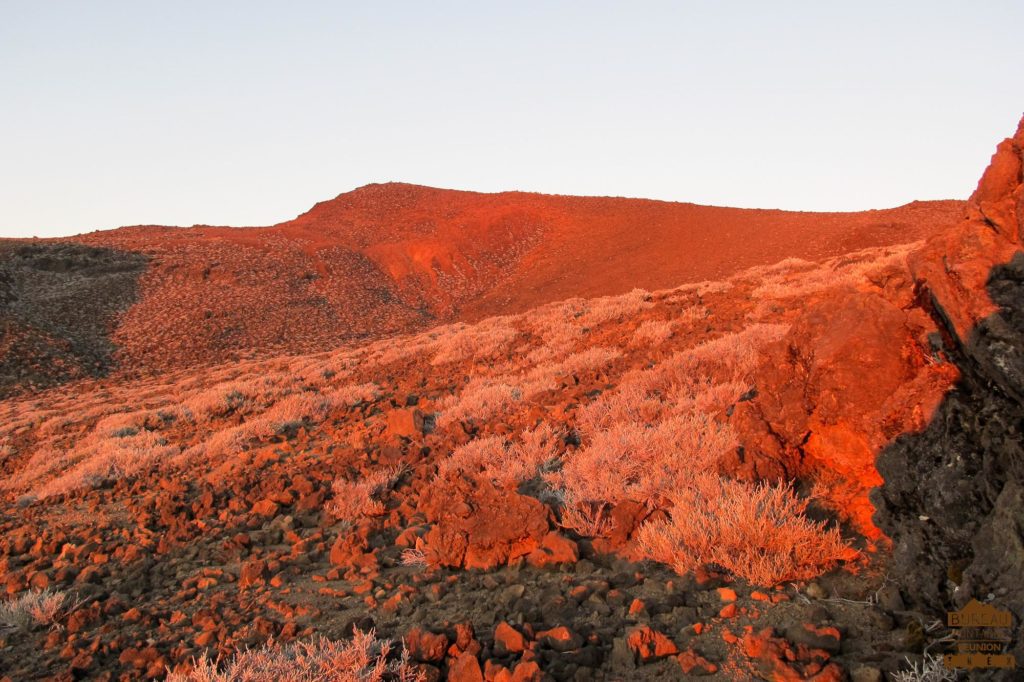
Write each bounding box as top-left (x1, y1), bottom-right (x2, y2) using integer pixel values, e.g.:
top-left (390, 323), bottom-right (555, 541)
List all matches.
top-left (872, 117), bottom-right (1024, 676)
top-left (0, 242), bottom-right (147, 396)
top-left (873, 256), bottom-right (1024, 607)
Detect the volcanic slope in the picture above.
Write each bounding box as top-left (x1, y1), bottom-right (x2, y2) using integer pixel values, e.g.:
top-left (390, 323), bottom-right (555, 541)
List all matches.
top-left (6, 121), bottom-right (1024, 681)
top-left (1, 244), bottom-right (909, 681)
top-left (62, 186), bottom-right (962, 374)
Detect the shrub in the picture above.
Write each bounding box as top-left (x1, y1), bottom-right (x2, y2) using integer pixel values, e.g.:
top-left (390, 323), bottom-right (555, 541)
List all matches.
top-left (631, 319), bottom-right (676, 346)
top-left (578, 288), bottom-right (652, 327)
top-left (435, 424), bottom-right (562, 489)
top-left (635, 473), bottom-right (853, 585)
top-left (575, 382), bottom-right (665, 435)
top-left (431, 318), bottom-right (518, 365)
top-left (435, 380), bottom-right (522, 428)
top-left (521, 347), bottom-right (622, 397)
top-left (35, 430), bottom-right (180, 499)
top-left (169, 630), bottom-right (423, 682)
top-left (549, 413), bottom-right (736, 535)
top-left (0, 589), bottom-right (71, 630)
top-left (325, 382), bottom-right (380, 408)
top-left (328, 465), bottom-right (408, 522)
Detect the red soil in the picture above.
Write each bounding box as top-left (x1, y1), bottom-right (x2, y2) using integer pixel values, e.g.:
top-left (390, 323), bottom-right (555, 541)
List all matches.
top-left (67, 186), bottom-right (962, 373)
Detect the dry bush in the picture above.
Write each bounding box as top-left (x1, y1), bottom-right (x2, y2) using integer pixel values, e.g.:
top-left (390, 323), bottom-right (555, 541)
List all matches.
top-left (435, 379), bottom-right (522, 428)
top-left (621, 324), bottom-right (788, 406)
top-left (181, 380), bottom-right (266, 420)
top-left (517, 300), bottom-right (589, 365)
top-left (574, 326), bottom-right (786, 439)
top-left (489, 422), bottom-right (562, 485)
top-left (430, 318), bottom-right (518, 365)
top-left (169, 630), bottom-right (423, 682)
top-left (631, 319), bottom-right (676, 346)
top-left (670, 279), bottom-right (733, 296)
top-left (0, 589), bottom-right (70, 630)
top-left (434, 436), bottom-right (506, 482)
top-left (328, 465), bottom-right (408, 522)
top-left (324, 382), bottom-right (380, 408)
top-left (369, 328), bottom-right (444, 366)
top-left (550, 414), bottom-right (736, 535)
top-left (635, 473), bottom-right (853, 585)
top-left (575, 383), bottom-right (665, 435)
top-left (30, 429), bottom-right (180, 500)
top-left (400, 548), bottom-right (429, 569)
top-left (578, 288), bottom-right (652, 327)
top-left (748, 243), bottom-right (918, 301)
top-left (521, 347), bottom-right (622, 397)
top-left (181, 383), bottom-right (377, 466)
top-left (257, 392), bottom-right (334, 432)
top-left (435, 424), bottom-right (561, 489)
top-left (675, 303), bottom-right (710, 328)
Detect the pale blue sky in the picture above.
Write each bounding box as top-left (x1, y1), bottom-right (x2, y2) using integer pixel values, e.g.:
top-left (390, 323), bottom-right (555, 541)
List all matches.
top-left (1, 1), bottom-right (1022, 238)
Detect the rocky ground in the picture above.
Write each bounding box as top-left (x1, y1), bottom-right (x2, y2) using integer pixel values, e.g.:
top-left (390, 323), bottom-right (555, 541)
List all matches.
top-left (1, 119), bottom-right (1022, 681)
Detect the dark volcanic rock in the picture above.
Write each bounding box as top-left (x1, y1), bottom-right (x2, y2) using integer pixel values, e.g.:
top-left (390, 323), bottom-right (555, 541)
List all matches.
top-left (0, 241), bottom-right (147, 395)
top-left (872, 117), bottom-right (1024, 677)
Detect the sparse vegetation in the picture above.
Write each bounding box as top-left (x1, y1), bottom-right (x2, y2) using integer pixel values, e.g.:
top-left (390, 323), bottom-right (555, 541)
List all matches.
top-left (329, 465), bottom-right (409, 522)
top-left (0, 589), bottom-right (71, 630)
top-left (168, 631), bottom-right (424, 682)
top-left (635, 474), bottom-right (854, 585)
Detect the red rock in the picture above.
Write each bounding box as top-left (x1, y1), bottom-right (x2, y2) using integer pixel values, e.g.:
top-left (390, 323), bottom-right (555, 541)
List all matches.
top-left (535, 626), bottom-right (582, 652)
top-left (420, 481), bottom-right (548, 570)
top-left (483, 660), bottom-right (505, 681)
top-left (65, 608), bottom-right (94, 633)
top-left (251, 499), bottom-right (279, 517)
top-left (740, 627), bottom-right (845, 681)
top-left (677, 649), bottom-right (718, 676)
top-left (526, 532), bottom-right (578, 567)
top-left (626, 626), bottom-right (679, 662)
top-left (405, 627), bottom-right (449, 663)
top-left (716, 587), bottom-right (737, 602)
top-left (628, 598), bottom-right (646, 615)
top-left (448, 653), bottom-right (483, 682)
top-left (719, 603), bottom-right (737, 618)
top-left (493, 621), bottom-right (526, 655)
top-left (28, 572), bottom-right (49, 590)
top-left (510, 660), bottom-right (542, 682)
top-left (387, 408), bottom-right (425, 439)
top-left (194, 630), bottom-right (217, 647)
top-left (238, 559), bottom-right (268, 589)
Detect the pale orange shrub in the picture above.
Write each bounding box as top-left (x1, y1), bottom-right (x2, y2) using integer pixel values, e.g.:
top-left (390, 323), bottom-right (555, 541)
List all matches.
top-left (181, 381), bottom-right (264, 420)
top-left (578, 288), bottom-right (652, 327)
top-left (435, 424), bottom-right (561, 488)
top-left (434, 436), bottom-right (505, 482)
top-left (521, 347), bottom-right (622, 397)
top-left (635, 472), bottom-right (853, 585)
top-left (631, 319), bottom-right (676, 346)
top-left (549, 413), bottom-right (736, 535)
top-left (328, 465), bottom-right (408, 522)
top-left (324, 382), bottom-right (380, 408)
top-left (0, 589), bottom-right (71, 630)
top-left (35, 430), bottom-right (180, 499)
top-left (430, 318), bottom-right (518, 365)
top-left (575, 383), bottom-right (665, 435)
top-left (435, 379), bottom-right (522, 428)
top-left (169, 630), bottom-right (423, 682)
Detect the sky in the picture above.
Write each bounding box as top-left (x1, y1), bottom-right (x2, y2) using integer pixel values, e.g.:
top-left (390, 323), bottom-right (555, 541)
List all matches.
top-left (1, 2), bottom-right (1022, 238)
